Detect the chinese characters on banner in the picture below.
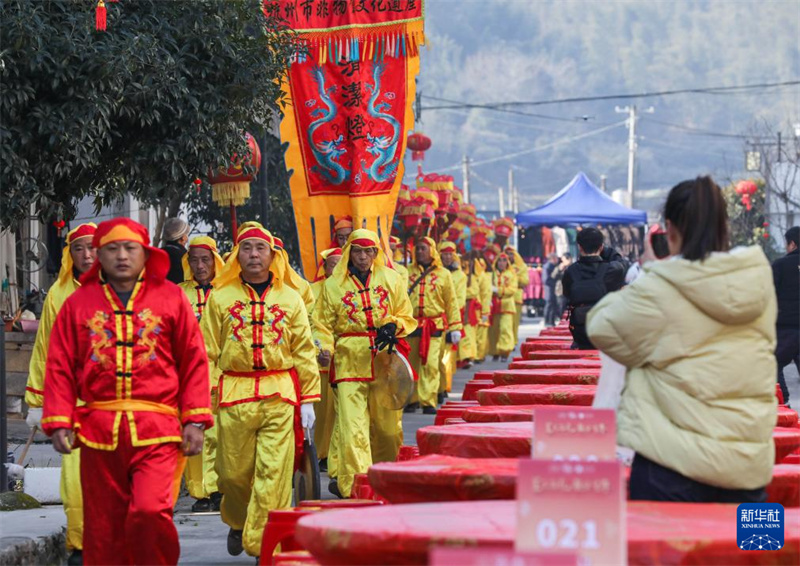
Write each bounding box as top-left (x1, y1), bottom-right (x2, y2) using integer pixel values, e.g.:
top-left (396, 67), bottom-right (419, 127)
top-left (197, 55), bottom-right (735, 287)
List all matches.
top-left (275, 0), bottom-right (425, 276)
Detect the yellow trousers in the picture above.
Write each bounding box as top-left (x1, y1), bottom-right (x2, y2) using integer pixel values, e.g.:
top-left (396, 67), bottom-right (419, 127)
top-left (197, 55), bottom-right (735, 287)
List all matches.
top-left (476, 324), bottom-right (489, 360)
top-left (439, 344), bottom-right (457, 394)
top-left (184, 413), bottom-right (219, 499)
top-left (334, 381), bottom-right (403, 497)
top-left (497, 312), bottom-right (516, 357)
top-left (327, 387), bottom-right (340, 479)
top-left (62, 447), bottom-right (83, 551)
top-left (408, 334), bottom-right (445, 408)
top-left (459, 323), bottom-right (477, 361)
top-left (488, 316), bottom-right (501, 357)
top-left (216, 398), bottom-right (295, 557)
top-left (314, 375), bottom-right (335, 460)
top-left (513, 303), bottom-right (523, 346)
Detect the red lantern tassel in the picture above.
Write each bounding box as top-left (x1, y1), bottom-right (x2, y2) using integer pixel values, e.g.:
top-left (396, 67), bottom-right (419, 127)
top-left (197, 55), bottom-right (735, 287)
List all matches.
top-left (96, 0), bottom-right (107, 32)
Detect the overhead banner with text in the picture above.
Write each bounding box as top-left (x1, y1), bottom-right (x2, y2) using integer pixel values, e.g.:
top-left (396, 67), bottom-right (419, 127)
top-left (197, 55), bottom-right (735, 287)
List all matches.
top-left (272, 0), bottom-right (425, 276)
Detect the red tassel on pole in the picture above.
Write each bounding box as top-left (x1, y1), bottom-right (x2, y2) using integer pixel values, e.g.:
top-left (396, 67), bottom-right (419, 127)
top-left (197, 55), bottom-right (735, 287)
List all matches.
top-left (96, 0), bottom-right (107, 32)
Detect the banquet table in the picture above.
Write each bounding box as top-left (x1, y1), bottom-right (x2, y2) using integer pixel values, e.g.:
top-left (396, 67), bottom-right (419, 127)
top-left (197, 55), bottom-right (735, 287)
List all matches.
top-left (368, 455), bottom-right (800, 508)
top-left (477, 384), bottom-right (597, 406)
top-left (777, 405), bottom-right (799, 428)
top-left (775, 427), bottom-right (800, 463)
top-left (462, 380), bottom-right (497, 401)
top-left (508, 359), bottom-right (601, 370)
top-left (417, 422), bottom-right (533, 458)
top-left (524, 335), bottom-right (572, 342)
top-left (491, 368), bottom-right (599, 386)
top-left (524, 350), bottom-right (599, 361)
top-left (296, 500), bottom-right (800, 565)
top-left (520, 341), bottom-right (573, 357)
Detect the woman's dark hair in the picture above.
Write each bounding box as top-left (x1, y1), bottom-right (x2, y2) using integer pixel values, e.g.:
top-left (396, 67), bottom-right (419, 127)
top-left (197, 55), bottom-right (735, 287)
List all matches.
top-left (664, 176), bottom-right (730, 261)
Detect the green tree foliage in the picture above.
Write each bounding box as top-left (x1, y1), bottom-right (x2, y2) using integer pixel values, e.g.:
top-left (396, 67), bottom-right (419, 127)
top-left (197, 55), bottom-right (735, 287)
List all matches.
top-left (0, 0), bottom-right (295, 229)
top-left (723, 179), bottom-right (777, 259)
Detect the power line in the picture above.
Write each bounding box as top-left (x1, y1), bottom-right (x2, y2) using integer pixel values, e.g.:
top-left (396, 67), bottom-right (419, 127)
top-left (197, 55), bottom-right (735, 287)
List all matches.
top-left (437, 120), bottom-right (627, 172)
top-left (425, 94), bottom-right (591, 123)
top-left (421, 80), bottom-right (800, 112)
top-left (642, 117), bottom-right (748, 139)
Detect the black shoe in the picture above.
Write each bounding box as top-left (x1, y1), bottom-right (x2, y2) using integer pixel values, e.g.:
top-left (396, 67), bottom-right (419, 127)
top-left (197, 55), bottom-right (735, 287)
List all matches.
top-left (463, 361), bottom-right (473, 369)
top-left (227, 529), bottom-right (244, 556)
top-left (422, 406), bottom-right (437, 415)
top-left (437, 392), bottom-right (444, 405)
top-left (500, 357), bottom-right (508, 363)
top-left (191, 498), bottom-right (212, 512)
top-left (328, 479), bottom-right (344, 499)
top-left (319, 458), bottom-right (328, 473)
top-left (404, 402), bottom-right (420, 413)
top-left (67, 550), bottom-right (83, 566)
top-left (474, 358), bottom-right (484, 365)
top-left (210, 492), bottom-right (222, 512)
top-left (492, 355), bottom-right (499, 362)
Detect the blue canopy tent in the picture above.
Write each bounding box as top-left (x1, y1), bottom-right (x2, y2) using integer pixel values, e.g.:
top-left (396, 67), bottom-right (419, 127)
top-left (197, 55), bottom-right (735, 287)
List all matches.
top-left (516, 172), bottom-right (647, 226)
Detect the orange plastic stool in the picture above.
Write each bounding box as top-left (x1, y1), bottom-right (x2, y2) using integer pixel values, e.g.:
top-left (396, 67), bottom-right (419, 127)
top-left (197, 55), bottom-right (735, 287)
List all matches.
top-left (258, 507), bottom-right (320, 565)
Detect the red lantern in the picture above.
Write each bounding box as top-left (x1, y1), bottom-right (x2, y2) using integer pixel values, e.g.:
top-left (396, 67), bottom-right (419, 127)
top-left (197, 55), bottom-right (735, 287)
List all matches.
top-left (205, 133), bottom-right (261, 240)
top-left (735, 180), bottom-right (758, 211)
top-left (407, 132), bottom-right (432, 161)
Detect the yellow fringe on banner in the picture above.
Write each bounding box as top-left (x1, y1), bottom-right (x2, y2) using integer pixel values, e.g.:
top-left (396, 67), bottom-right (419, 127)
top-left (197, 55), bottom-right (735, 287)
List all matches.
top-left (211, 182), bottom-right (251, 207)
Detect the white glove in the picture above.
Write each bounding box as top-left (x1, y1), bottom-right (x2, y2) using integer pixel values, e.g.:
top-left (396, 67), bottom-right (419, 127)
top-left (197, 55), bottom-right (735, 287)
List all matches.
top-left (26, 407), bottom-right (42, 430)
top-left (492, 286), bottom-right (499, 294)
top-left (449, 331), bottom-right (462, 345)
top-left (301, 403), bottom-right (316, 431)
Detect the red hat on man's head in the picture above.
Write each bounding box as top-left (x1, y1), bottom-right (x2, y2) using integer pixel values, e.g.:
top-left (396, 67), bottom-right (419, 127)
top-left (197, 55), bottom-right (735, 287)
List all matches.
top-left (83, 218), bottom-right (170, 282)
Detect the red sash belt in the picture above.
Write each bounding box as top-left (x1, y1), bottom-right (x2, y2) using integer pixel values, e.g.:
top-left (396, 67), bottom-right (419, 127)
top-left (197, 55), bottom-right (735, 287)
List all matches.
top-left (466, 299), bottom-right (482, 326)
top-left (416, 314), bottom-right (444, 365)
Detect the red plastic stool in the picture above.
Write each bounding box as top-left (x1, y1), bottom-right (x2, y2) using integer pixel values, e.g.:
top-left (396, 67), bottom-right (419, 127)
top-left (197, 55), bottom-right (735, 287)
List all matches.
top-left (352, 473), bottom-right (376, 500)
top-left (273, 550), bottom-right (319, 565)
top-left (396, 445), bottom-right (420, 461)
top-left (298, 499), bottom-right (382, 509)
top-left (258, 508), bottom-right (319, 565)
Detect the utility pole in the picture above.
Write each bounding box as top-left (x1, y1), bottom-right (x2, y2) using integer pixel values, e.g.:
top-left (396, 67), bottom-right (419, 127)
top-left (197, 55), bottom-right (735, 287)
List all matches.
top-left (600, 175), bottom-right (607, 193)
top-left (498, 186), bottom-right (505, 217)
top-left (615, 105), bottom-right (653, 207)
top-left (462, 155), bottom-right (471, 204)
top-left (507, 168), bottom-right (514, 212)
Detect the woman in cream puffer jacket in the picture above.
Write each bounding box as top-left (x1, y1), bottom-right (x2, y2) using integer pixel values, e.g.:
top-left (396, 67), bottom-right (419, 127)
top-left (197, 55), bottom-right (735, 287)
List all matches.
top-left (587, 176), bottom-right (777, 502)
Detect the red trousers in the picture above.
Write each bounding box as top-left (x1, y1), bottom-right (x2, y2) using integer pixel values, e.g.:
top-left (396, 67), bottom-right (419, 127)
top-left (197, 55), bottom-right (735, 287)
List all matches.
top-left (81, 419), bottom-right (181, 565)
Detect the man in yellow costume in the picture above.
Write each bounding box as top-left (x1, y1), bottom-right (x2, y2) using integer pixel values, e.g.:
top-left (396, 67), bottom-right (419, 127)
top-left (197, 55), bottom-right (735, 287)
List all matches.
top-left (437, 241), bottom-right (466, 401)
top-left (26, 222), bottom-right (96, 566)
top-left (178, 236), bottom-right (225, 513)
top-left (314, 229), bottom-right (416, 498)
top-left (331, 215), bottom-right (354, 248)
top-left (505, 246), bottom-right (530, 346)
top-left (460, 251), bottom-right (482, 368)
top-left (200, 222), bottom-right (320, 558)
top-left (493, 252), bottom-right (519, 362)
top-left (476, 256), bottom-right (494, 363)
top-left (405, 237), bottom-right (462, 415)
top-left (310, 247), bottom-right (342, 471)
top-left (389, 235), bottom-right (409, 284)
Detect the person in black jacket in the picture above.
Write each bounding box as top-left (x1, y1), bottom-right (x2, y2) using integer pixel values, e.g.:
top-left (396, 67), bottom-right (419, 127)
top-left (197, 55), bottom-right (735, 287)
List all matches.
top-left (161, 217), bottom-right (191, 284)
top-left (562, 228), bottom-right (626, 349)
top-left (773, 226), bottom-right (799, 406)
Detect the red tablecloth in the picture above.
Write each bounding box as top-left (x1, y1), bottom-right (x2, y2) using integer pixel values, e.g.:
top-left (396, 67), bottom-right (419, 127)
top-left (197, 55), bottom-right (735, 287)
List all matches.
top-left (296, 500), bottom-right (800, 565)
top-left (462, 380), bottom-right (496, 401)
top-left (539, 328), bottom-right (572, 337)
top-left (775, 427), bottom-right (800, 463)
top-left (778, 406), bottom-right (799, 428)
top-left (462, 404), bottom-right (545, 423)
top-left (434, 405), bottom-right (475, 426)
top-left (478, 384), bottom-right (596, 406)
top-left (369, 455), bottom-right (800, 508)
top-left (417, 422), bottom-right (533, 458)
top-left (520, 341), bottom-right (572, 357)
top-left (492, 368), bottom-right (599, 386)
top-left (525, 335), bottom-right (572, 342)
top-left (508, 359), bottom-right (601, 370)
top-left (525, 350), bottom-right (599, 361)
top-left (369, 455), bottom-right (518, 503)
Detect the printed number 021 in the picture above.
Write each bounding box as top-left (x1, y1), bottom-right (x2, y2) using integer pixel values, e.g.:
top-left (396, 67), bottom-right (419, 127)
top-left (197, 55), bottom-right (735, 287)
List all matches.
top-left (535, 519), bottom-right (600, 550)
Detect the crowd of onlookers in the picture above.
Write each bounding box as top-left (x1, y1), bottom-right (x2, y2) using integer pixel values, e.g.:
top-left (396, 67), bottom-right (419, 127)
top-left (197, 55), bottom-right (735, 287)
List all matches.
top-left (517, 176), bottom-right (799, 503)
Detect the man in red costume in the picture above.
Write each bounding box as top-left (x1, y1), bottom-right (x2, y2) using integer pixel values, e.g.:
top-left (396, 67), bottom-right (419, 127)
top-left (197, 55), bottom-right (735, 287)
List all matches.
top-left (42, 218), bottom-right (213, 566)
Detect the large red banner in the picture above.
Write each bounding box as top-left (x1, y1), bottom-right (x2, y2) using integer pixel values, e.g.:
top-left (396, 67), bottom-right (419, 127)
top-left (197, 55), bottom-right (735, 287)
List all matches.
top-left (275, 0), bottom-right (424, 276)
